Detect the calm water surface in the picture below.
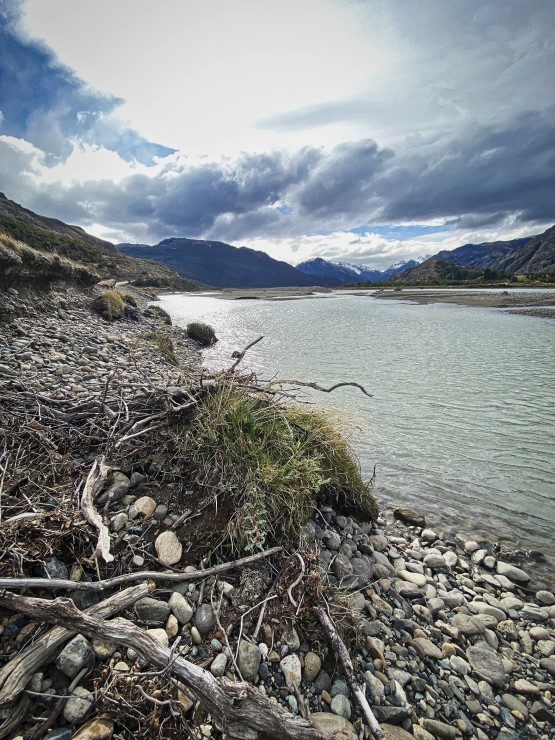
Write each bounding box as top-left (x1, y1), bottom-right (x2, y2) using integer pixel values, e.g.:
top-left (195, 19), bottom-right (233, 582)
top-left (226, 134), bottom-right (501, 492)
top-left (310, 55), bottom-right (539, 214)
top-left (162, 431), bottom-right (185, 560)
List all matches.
top-left (157, 292), bottom-right (555, 587)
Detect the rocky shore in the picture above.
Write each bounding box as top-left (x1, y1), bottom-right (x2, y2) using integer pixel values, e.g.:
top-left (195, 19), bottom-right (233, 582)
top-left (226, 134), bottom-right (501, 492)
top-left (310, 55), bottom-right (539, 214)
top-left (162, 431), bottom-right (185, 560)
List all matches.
top-left (0, 283), bottom-right (554, 740)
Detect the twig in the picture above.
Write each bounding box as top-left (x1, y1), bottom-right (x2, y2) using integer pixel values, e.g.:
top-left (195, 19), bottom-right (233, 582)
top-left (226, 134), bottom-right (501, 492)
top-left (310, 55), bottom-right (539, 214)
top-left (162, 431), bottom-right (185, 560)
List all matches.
top-left (286, 552), bottom-right (306, 608)
top-left (229, 336), bottom-right (264, 372)
top-left (270, 379), bottom-right (373, 398)
top-left (0, 546), bottom-right (282, 592)
top-left (235, 595), bottom-right (278, 666)
top-left (211, 586), bottom-right (243, 681)
top-left (315, 604), bottom-right (384, 739)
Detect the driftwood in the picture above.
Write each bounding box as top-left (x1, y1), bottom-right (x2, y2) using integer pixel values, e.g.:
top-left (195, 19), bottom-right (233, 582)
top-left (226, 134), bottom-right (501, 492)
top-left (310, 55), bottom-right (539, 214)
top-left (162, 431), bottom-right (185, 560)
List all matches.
top-left (0, 695), bottom-right (30, 740)
top-left (315, 605), bottom-right (384, 739)
top-left (229, 336), bottom-right (264, 372)
top-left (80, 456), bottom-right (113, 563)
top-left (270, 379), bottom-right (373, 398)
top-left (0, 583), bottom-right (151, 705)
top-left (0, 546), bottom-right (282, 592)
top-left (4, 593), bottom-right (325, 740)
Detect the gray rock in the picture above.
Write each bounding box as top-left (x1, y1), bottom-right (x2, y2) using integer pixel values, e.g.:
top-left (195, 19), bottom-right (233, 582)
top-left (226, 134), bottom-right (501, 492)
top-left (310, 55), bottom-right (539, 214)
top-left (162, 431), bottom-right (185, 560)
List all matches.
top-left (423, 553), bottom-right (446, 569)
top-left (210, 653), bottom-right (228, 677)
top-left (451, 613), bottom-right (484, 636)
top-left (449, 656), bottom-right (470, 676)
top-left (519, 604), bottom-right (548, 622)
top-left (332, 553), bottom-right (354, 579)
top-left (471, 602), bottom-right (506, 622)
top-left (530, 700), bottom-right (555, 723)
top-left (330, 679), bottom-right (349, 697)
top-left (502, 693), bottom-right (529, 719)
top-left (325, 531), bottom-right (342, 550)
top-left (369, 534), bottom-right (388, 551)
top-left (364, 671), bottom-right (385, 700)
top-left (238, 641), bottom-right (261, 682)
top-left (496, 561), bottom-right (530, 583)
top-left (422, 719), bottom-right (457, 738)
top-left (44, 557), bottom-right (69, 580)
top-left (536, 589), bottom-right (555, 605)
top-left (135, 597), bottom-right (171, 623)
top-left (466, 646), bottom-right (506, 687)
top-left (371, 705), bottom-right (411, 724)
top-left (313, 669), bottom-right (332, 693)
top-left (194, 604), bottom-right (216, 635)
top-left (409, 638), bottom-right (442, 660)
top-left (282, 625), bottom-right (300, 650)
top-left (540, 656), bottom-right (555, 676)
top-left (63, 686), bottom-right (93, 723)
top-left (169, 592), bottom-right (194, 624)
top-left (393, 507), bottom-right (426, 528)
top-left (310, 713), bottom-right (357, 740)
top-left (303, 651), bottom-right (321, 682)
top-left (421, 529), bottom-right (437, 542)
top-left (331, 694), bottom-right (352, 719)
top-left (513, 678), bottom-right (539, 694)
top-left (55, 635), bottom-right (94, 678)
top-left (351, 556), bottom-right (374, 580)
top-left (280, 653), bottom-right (302, 690)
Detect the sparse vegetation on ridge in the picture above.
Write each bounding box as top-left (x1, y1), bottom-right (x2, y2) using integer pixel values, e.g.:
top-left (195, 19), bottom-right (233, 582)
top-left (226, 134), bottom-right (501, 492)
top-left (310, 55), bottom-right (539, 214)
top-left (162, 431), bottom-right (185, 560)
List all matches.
top-left (92, 289), bottom-right (126, 321)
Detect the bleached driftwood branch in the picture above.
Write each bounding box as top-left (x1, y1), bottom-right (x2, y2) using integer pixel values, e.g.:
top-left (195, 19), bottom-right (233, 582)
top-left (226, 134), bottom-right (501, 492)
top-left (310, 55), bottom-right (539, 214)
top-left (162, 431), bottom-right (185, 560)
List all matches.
top-left (80, 456), bottom-right (113, 562)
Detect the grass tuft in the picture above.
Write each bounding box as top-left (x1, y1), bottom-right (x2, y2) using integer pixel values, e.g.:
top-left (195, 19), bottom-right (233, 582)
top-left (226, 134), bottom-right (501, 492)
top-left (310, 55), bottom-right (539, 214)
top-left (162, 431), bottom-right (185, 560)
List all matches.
top-left (183, 382), bottom-right (377, 552)
top-left (146, 305), bottom-right (173, 325)
top-left (92, 289), bottom-right (126, 321)
top-left (186, 322), bottom-right (217, 346)
top-left (143, 330), bottom-right (179, 366)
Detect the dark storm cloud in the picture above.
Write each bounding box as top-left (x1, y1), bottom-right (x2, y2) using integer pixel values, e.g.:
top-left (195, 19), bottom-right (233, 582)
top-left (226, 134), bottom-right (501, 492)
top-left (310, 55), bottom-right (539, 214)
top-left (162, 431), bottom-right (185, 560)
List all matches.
top-left (0, 0), bottom-right (174, 164)
top-left (379, 110), bottom-right (555, 226)
top-left (2, 108), bottom-right (554, 243)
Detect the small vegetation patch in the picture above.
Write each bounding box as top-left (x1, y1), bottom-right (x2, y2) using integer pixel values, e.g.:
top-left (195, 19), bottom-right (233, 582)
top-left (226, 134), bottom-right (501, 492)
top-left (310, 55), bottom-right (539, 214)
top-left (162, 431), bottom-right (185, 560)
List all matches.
top-left (186, 322), bottom-right (217, 346)
top-left (184, 382), bottom-right (377, 553)
top-left (146, 304), bottom-right (173, 325)
top-left (143, 330), bottom-right (179, 366)
top-left (92, 289), bottom-right (126, 321)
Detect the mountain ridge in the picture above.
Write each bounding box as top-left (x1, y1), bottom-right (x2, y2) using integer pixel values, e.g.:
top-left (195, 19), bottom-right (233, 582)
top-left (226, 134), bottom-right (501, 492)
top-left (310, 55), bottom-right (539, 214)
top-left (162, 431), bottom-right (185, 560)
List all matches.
top-left (118, 238), bottom-right (342, 288)
top-left (295, 256), bottom-right (426, 283)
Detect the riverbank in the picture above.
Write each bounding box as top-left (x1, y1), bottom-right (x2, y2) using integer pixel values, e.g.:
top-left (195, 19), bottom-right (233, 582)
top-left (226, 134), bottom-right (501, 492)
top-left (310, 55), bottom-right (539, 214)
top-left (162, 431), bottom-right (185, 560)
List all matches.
top-left (373, 289), bottom-right (555, 318)
top-left (0, 282), bottom-right (554, 739)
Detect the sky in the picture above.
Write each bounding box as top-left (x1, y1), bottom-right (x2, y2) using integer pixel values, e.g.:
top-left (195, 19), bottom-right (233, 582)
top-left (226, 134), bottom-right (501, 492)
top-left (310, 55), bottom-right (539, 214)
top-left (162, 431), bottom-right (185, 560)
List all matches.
top-left (1, 0), bottom-right (554, 268)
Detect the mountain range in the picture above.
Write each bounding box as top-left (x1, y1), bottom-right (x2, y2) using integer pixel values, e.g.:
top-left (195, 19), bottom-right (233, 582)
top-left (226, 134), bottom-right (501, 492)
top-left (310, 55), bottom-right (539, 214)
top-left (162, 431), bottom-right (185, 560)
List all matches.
top-left (117, 238), bottom-right (341, 288)
top-left (295, 257), bottom-right (428, 283)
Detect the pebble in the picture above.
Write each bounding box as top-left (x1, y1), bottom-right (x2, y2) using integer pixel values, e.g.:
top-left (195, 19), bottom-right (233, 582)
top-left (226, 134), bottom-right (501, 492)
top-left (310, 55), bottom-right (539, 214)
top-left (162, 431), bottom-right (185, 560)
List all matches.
top-left (63, 687), bottom-right (93, 724)
top-left (238, 641), bottom-right (261, 682)
top-left (55, 635), bottom-right (94, 678)
top-left (303, 651), bottom-right (322, 682)
top-left (210, 653), bottom-right (228, 677)
top-left (194, 604), bottom-right (216, 635)
top-left (330, 693), bottom-right (352, 719)
top-left (280, 654), bottom-right (302, 690)
top-left (155, 531), bottom-right (182, 565)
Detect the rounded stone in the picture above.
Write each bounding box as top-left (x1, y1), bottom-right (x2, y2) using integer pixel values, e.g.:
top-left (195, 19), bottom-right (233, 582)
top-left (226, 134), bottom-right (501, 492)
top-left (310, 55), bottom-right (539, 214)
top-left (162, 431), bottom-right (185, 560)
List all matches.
top-left (194, 604), bottom-right (216, 635)
top-left (238, 640), bottom-right (261, 682)
top-left (496, 561), bottom-right (530, 583)
top-left (536, 590), bottom-right (555, 605)
top-left (131, 496), bottom-right (157, 519)
top-left (280, 653), bottom-right (302, 689)
top-left (210, 653), bottom-right (228, 677)
top-left (55, 635), bottom-right (94, 678)
top-left (155, 531), bottom-right (182, 565)
top-left (331, 693), bottom-right (352, 719)
top-left (63, 686), bottom-right (93, 724)
top-left (310, 713), bottom-right (357, 740)
top-left (393, 507), bottom-right (426, 528)
top-left (71, 717), bottom-right (114, 740)
top-left (147, 628), bottom-right (169, 647)
top-left (169, 592), bottom-right (194, 624)
top-left (423, 553), bottom-right (446, 569)
top-left (467, 646), bottom-right (506, 687)
top-left (303, 651), bottom-right (322, 682)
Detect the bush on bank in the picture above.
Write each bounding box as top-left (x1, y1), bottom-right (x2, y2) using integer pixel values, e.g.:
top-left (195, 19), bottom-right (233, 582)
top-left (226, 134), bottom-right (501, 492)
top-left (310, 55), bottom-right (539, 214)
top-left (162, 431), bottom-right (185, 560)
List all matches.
top-left (186, 322), bottom-right (217, 346)
top-left (184, 381), bottom-right (377, 552)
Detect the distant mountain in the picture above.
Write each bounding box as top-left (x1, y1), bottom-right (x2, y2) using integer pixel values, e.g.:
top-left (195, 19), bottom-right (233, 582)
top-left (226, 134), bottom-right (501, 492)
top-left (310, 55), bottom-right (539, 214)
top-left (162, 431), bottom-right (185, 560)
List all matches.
top-left (434, 237), bottom-right (534, 270)
top-left (387, 258), bottom-right (489, 285)
top-left (0, 193), bottom-right (197, 289)
top-left (295, 256), bottom-right (426, 283)
top-left (495, 225), bottom-right (555, 274)
top-left (118, 238), bottom-right (342, 288)
top-left (431, 225), bottom-right (555, 276)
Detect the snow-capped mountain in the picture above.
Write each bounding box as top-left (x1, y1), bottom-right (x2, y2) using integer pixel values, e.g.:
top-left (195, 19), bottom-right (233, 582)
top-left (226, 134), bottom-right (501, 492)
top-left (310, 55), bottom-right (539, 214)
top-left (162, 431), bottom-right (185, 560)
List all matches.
top-left (296, 256), bottom-right (429, 284)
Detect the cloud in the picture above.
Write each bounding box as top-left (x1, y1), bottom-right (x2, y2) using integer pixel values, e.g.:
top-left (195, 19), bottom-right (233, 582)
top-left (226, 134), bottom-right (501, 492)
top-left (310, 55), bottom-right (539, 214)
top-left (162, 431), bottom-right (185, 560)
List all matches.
top-left (0, 0), bottom-right (174, 164)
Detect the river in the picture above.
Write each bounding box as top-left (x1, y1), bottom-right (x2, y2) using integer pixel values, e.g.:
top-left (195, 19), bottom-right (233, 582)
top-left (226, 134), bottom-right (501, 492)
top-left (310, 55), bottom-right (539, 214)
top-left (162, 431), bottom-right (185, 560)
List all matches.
top-left (156, 291), bottom-right (555, 587)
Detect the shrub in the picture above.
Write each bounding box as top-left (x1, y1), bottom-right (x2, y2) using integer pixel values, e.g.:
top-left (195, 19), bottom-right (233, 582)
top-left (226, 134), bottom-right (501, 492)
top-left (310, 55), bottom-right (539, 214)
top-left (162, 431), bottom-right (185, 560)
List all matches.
top-left (184, 383), bottom-right (377, 552)
top-left (147, 305), bottom-right (172, 325)
top-left (92, 290), bottom-right (126, 320)
top-left (120, 292), bottom-right (137, 307)
top-left (186, 322), bottom-right (217, 346)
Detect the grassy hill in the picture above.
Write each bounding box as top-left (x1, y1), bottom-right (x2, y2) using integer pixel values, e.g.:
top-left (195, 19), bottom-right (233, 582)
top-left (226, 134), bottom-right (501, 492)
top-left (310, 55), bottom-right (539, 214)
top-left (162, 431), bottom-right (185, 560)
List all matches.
top-left (385, 258), bottom-right (508, 285)
top-left (0, 193), bottom-right (199, 290)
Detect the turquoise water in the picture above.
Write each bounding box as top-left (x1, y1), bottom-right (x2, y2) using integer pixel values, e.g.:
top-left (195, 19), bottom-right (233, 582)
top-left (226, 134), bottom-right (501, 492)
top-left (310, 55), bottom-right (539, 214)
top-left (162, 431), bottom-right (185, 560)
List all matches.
top-left (157, 292), bottom-right (555, 586)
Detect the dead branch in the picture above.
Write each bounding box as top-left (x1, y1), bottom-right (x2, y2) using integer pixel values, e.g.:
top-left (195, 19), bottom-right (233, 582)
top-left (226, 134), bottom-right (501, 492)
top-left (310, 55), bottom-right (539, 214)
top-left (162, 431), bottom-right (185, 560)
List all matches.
top-left (7, 594), bottom-right (324, 740)
top-left (80, 456), bottom-right (114, 563)
top-left (0, 546), bottom-right (282, 592)
top-left (315, 605), bottom-right (384, 739)
top-left (229, 336), bottom-right (264, 372)
top-left (0, 582), bottom-right (150, 706)
top-left (270, 379), bottom-right (373, 398)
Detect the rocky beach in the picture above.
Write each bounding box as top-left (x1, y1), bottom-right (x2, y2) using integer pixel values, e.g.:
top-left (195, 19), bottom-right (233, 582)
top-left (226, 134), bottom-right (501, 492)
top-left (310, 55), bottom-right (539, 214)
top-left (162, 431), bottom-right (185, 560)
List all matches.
top-left (0, 281), bottom-right (554, 740)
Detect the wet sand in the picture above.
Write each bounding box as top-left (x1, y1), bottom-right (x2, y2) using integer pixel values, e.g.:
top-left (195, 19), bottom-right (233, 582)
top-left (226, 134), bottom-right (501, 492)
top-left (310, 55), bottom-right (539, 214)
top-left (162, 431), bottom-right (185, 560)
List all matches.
top-left (373, 289), bottom-right (555, 317)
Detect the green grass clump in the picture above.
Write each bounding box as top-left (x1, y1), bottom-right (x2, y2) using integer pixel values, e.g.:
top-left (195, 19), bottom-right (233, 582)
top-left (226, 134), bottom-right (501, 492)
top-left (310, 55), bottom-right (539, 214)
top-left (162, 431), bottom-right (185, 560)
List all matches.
top-left (92, 289), bottom-right (126, 321)
top-left (186, 322), bottom-right (217, 346)
top-left (143, 330), bottom-right (179, 366)
top-left (147, 305), bottom-right (173, 325)
top-left (184, 383), bottom-right (377, 552)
